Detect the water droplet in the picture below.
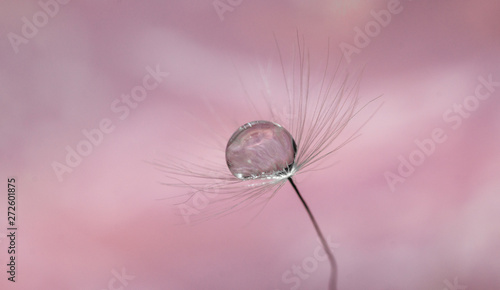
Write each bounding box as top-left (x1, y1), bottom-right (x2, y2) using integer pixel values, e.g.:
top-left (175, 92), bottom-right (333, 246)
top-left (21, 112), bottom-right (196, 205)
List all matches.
top-left (225, 120), bottom-right (296, 179)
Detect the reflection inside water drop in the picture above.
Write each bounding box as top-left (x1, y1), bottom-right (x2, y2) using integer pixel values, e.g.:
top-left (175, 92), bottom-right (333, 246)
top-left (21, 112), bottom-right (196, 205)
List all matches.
top-left (225, 120), bottom-right (297, 180)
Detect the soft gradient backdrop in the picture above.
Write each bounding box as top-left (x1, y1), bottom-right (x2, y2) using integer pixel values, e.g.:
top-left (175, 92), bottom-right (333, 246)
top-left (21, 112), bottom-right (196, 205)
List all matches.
top-left (1, 0), bottom-right (499, 289)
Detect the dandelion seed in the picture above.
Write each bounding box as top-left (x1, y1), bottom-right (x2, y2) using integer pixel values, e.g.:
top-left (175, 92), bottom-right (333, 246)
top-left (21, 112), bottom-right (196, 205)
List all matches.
top-left (154, 34), bottom-right (380, 290)
top-left (225, 119), bottom-right (339, 290)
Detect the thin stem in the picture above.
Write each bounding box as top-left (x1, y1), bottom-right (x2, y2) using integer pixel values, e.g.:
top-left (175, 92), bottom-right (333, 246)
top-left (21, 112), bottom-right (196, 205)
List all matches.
top-left (288, 177), bottom-right (337, 290)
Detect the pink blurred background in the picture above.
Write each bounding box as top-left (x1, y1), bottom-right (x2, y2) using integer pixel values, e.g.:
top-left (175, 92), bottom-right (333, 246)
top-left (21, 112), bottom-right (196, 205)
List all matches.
top-left (1, 0), bottom-right (500, 289)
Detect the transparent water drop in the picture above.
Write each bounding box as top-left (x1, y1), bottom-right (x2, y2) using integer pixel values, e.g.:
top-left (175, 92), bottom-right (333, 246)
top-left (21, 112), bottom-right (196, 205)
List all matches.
top-left (225, 120), bottom-right (297, 180)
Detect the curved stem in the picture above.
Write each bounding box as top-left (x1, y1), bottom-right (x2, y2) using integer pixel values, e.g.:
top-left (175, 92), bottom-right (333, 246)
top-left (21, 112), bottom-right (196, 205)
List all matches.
top-left (288, 177), bottom-right (337, 290)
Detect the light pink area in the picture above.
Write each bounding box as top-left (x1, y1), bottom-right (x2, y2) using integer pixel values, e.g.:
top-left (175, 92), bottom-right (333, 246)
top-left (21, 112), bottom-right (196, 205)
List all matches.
top-left (1, 0), bottom-right (499, 290)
